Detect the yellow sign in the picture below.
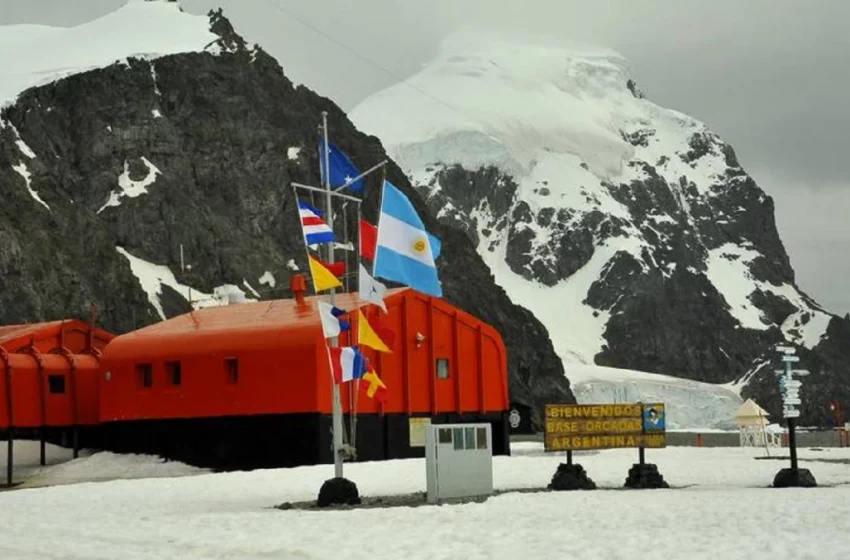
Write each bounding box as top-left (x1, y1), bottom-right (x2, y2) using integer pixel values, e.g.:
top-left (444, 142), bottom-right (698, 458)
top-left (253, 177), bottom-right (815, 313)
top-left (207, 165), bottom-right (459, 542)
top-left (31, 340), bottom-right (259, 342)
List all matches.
top-left (409, 417), bottom-right (431, 447)
top-left (544, 403), bottom-right (666, 451)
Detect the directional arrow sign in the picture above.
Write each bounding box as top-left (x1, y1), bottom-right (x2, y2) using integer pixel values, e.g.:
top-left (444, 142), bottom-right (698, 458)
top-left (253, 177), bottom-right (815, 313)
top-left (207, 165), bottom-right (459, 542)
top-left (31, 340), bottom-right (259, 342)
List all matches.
top-left (783, 410), bottom-right (801, 418)
top-left (783, 398), bottom-right (802, 406)
top-left (781, 355), bottom-right (801, 362)
top-left (786, 380), bottom-right (802, 388)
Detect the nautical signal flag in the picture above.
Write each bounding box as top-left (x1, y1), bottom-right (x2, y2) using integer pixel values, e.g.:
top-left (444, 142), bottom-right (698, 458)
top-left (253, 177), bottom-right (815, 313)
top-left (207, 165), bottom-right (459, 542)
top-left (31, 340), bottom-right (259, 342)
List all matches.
top-left (327, 346), bottom-right (366, 384)
top-left (298, 200), bottom-right (335, 245)
top-left (374, 181), bottom-right (443, 297)
top-left (313, 255), bottom-right (346, 279)
top-left (359, 219), bottom-right (377, 261)
top-left (318, 302), bottom-right (349, 339)
top-left (358, 263), bottom-right (387, 313)
top-left (318, 142), bottom-right (364, 193)
top-left (308, 255), bottom-right (343, 292)
top-left (361, 370), bottom-right (388, 402)
top-left (357, 308), bottom-right (395, 353)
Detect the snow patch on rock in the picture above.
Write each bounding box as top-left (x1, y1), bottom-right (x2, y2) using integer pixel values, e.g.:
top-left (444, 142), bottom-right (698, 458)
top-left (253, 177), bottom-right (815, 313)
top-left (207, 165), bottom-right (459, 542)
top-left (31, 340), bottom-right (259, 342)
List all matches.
top-left (259, 270), bottom-right (277, 287)
top-left (98, 157), bottom-right (161, 214)
top-left (12, 161), bottom-right (50, 210)
top-left (242, 279), bottom-right (261, 299)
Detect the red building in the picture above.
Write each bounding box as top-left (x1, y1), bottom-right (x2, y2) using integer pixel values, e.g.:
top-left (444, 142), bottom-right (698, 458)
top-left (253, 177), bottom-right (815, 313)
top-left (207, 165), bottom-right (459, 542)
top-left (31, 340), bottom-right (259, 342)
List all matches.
top-left (1, 283), bottom-right (510, 470)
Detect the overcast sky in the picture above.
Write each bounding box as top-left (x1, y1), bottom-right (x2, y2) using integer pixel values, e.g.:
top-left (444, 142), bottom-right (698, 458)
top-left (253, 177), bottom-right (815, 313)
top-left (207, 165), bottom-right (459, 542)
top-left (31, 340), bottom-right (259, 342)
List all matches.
top-left (2, 0), bottom-right (848, 315)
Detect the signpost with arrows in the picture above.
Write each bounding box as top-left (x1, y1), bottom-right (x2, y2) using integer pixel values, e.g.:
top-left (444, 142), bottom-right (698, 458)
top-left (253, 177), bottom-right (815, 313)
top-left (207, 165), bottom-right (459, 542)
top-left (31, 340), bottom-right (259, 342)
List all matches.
top-left (772, 346), bottom-right (817, 488)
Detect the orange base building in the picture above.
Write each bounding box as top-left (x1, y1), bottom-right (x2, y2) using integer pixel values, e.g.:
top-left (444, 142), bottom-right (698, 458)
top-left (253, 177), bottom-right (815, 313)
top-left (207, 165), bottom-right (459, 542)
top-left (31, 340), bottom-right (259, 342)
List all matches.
top-left (1, 283), bottom-right (511, 471)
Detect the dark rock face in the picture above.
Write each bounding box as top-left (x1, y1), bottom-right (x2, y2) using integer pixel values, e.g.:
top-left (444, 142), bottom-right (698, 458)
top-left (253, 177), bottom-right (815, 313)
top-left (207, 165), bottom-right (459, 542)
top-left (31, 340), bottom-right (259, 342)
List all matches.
top-left (742, 316), bottom-right (850, 427)
top-left (0, 14), bottom-right (573, 421)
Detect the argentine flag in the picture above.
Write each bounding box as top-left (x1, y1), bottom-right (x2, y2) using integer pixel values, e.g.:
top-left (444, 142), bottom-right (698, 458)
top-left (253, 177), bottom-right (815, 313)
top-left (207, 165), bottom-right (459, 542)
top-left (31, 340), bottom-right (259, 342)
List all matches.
top-left (374, 181), bottom-right (442, 297)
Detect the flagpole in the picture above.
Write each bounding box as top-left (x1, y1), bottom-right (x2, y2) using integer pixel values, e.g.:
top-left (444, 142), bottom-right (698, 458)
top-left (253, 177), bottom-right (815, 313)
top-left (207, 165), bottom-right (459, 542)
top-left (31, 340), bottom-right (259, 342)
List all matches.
top-left (333, 160), bottom-right (388, 193)
top-left (372, 168), bottom-right (387, 278)
top-left (322, 111), bottom-right (345, 479)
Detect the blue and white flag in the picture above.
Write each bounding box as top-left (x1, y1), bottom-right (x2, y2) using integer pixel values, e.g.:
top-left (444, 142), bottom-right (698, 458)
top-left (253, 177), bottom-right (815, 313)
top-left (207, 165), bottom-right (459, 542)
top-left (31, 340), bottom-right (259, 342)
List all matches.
top-left (318, 142), bottom-right (364, 193)
top-left (318, 301), bottom-right (350, 338)
top-left (373, 181), bottom-right (442, 297)
top-left (298, 200), bottom-right (335, 245)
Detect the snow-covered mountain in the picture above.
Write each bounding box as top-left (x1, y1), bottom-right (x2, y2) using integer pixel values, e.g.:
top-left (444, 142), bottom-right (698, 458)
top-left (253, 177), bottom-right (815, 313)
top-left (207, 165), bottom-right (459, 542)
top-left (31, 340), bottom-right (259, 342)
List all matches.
top-left (352, 30), bottom-right (850, 421)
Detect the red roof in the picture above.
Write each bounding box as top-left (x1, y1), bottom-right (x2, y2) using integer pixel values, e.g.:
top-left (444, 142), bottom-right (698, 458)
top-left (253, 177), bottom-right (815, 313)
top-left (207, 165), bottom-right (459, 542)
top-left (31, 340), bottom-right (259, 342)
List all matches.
top-left (102, 290), bottom-right (408, 361)
top-left (0, 319), bottom-right (113, 353)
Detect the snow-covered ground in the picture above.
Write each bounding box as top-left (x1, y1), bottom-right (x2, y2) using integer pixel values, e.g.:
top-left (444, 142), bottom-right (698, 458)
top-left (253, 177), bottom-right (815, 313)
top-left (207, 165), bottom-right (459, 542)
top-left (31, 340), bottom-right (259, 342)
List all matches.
top-left (567, 364), bottom-right (743, 430)
top-left (2, 442), bottom-right (850, 559)
top-left (0, 441), bottom-right (204, 488)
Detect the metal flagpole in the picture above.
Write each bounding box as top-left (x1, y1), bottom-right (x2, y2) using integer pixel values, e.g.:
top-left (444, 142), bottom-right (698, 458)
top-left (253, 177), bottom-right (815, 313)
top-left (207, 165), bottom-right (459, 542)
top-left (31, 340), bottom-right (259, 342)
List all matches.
top-left (322, 111), bottom-right (345, 479)
top-left (333, 160), bottom-right (388, 193)
top-left (342, 202), bottom-right (350, 293)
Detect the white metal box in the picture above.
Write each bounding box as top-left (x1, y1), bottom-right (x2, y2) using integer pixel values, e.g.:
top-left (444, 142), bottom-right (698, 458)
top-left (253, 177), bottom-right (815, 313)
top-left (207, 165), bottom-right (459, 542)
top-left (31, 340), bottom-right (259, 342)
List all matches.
top-left (425, 423), bottom-right (493, 504)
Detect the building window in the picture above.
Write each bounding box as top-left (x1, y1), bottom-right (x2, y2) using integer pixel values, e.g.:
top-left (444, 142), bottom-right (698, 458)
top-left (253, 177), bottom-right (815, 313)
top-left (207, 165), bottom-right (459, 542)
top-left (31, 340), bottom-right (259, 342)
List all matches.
top-left (452, 427), bottom-right (464, 450)
top-left (476, 427), bottom-right (488, 450)
top-left (464, 427), bottom-right (476, 450)
top-left (137, 363), bottom-right (153, 388)
top-left (225, 358), bottom-right (239, 385)
top-left (436, 358), bottom-right (450, 379)
top-left (166, 361), bottom-right (182, 386)
top-left (438, 428), bottom-right (452, 444)
top-left (48, 374), bottom-right (66, 394)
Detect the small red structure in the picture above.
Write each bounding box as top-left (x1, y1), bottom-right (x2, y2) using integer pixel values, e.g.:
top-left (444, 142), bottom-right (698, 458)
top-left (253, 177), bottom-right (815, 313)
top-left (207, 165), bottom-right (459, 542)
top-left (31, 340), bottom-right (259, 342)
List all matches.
top-left (0, 320), bottom-right (112, 431)
top-left (1, 280), bottom-right (511, 470)
top-left (0, 320), bottom-right (113, 484)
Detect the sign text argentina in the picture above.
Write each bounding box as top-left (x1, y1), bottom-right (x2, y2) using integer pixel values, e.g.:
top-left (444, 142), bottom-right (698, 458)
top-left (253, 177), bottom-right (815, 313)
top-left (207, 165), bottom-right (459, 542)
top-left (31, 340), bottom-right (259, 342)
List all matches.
top-left (544, 403), bottom-right (667, 451)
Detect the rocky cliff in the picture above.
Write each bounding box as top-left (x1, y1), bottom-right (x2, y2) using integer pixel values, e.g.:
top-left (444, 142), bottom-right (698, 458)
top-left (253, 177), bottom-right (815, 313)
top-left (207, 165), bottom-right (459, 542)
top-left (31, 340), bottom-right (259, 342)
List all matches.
top-left (0, 6), bottom-right (572, 420)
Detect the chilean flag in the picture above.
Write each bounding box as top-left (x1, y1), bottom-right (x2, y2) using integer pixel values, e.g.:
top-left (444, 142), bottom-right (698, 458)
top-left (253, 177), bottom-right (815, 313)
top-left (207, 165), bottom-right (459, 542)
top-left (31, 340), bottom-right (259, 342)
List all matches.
top-left (327, 346), bottom-right (366, 384)
top-left (298, 200), bottom-right (335, 245)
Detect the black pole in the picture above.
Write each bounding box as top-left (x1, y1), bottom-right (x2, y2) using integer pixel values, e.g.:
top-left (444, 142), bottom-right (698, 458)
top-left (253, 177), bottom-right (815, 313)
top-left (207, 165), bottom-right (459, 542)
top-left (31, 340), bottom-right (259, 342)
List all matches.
top-left (788, 417), bottom-right (799, 472)
top-left (567, 450), bottom-right (572, 466)
top-left (638, 446), bottom-right (646, 466)
top-left (6, 429), bottom-right (13, 487)
top-left (40, 428), bottom-right (46, 466)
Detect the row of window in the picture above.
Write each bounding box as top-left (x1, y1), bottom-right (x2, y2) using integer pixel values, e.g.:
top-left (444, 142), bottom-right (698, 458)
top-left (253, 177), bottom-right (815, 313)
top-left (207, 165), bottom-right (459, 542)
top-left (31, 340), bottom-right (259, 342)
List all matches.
top-left (43, 357), bottom-right (448, 395)
top-left (136, 358), bottom-right (239, 389)
top-left (437, 426), bottom-right (488, 451)
top-left (137, 358), bottom-right (450, 388)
